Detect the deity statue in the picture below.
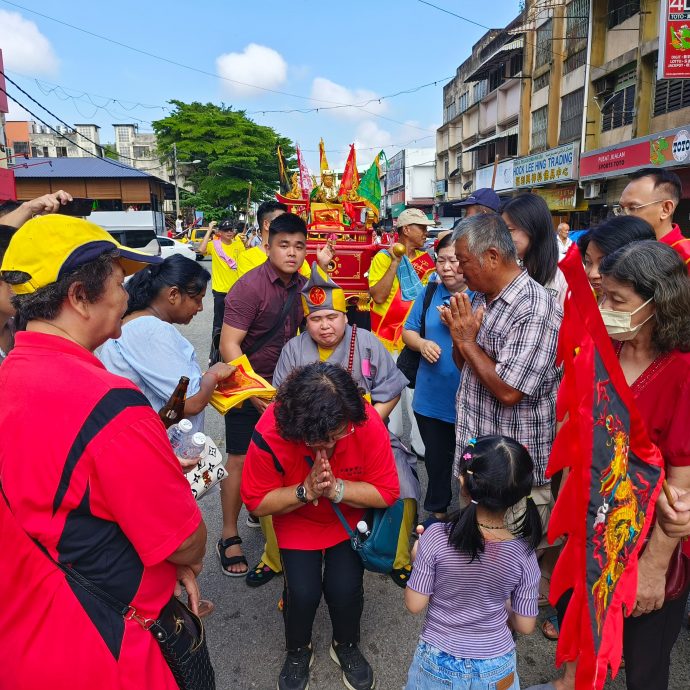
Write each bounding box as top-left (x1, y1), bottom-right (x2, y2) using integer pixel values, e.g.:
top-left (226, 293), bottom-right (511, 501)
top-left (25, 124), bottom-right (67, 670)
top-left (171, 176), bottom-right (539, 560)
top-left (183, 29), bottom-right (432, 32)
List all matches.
top-left (312, 170), bottom-right (339, 203)
top-left (285, 172), bottom-right (302, 199)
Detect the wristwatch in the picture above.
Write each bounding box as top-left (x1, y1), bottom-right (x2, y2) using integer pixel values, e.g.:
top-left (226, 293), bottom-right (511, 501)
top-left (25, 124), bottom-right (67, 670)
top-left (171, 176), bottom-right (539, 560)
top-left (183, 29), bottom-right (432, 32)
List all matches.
top-left (296, 484), bottom-right (309, 504)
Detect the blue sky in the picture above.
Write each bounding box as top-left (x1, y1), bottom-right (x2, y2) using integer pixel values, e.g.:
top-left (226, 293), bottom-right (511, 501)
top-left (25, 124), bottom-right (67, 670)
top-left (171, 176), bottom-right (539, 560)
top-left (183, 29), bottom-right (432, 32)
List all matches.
top-left (1, 0), bottom-right (520, 169)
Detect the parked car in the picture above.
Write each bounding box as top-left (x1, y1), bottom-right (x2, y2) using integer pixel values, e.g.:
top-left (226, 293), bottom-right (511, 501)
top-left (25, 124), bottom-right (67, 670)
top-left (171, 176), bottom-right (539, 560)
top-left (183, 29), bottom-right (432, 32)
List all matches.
top-left (106, 228), bottom-right (161, 256)
top-left (157, 237), bottom-right (198, 260)
top-left (187, 227), bottom-right (211, 260)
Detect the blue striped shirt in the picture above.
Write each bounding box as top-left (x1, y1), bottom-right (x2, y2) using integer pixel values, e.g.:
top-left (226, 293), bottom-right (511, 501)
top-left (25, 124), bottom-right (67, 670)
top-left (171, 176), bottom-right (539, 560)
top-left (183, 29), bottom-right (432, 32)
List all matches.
top-left (408, 522), bottom-right (540, 659)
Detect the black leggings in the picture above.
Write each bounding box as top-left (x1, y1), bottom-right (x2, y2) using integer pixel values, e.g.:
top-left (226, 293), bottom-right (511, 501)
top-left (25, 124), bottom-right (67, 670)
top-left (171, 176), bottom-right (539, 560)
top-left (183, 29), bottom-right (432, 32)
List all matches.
top-left (212, 290), bottom-right (227, 338)
top-left (554, 587), bottom-right (689, 690)
top-left (280, 539), bottom-right (364, 651)
top-left (414, 412), bottom-right (456, 514)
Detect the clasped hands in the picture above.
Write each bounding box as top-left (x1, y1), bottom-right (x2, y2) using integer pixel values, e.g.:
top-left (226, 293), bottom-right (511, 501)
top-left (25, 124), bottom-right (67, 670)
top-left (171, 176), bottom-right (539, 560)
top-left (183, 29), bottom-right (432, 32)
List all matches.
top-left (302, 448), bottom-right (338, 505)
top-left (438, 291), bottom-right (484, 346)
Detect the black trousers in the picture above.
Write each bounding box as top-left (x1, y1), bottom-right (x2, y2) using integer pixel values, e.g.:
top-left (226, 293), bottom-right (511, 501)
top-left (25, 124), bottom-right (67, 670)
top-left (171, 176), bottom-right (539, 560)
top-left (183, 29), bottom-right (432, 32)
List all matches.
top-left (280, 539), bottom-right (364, 651)
top-left (555, 587), bottom-right (689, 690)
top-left (414, 412), bottom-right (456, 513)
top-left (212, 290), bottom-right (227, 338)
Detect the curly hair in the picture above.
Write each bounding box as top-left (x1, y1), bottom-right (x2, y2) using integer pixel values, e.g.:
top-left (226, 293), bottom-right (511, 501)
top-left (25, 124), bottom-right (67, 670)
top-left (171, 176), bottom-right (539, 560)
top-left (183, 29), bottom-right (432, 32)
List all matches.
top-left (599, 240), bottom-right (690, 352)
top-left (3, 250), bottom-right (119, 323)
top-left (274, 362), bottom-right (367, 444)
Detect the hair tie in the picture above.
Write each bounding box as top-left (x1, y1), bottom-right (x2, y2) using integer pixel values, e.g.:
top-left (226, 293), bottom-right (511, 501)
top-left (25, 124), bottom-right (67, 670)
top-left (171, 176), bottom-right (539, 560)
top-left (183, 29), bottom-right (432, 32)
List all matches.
top-left (470, 499), bottom-right (478, 505)
top-left (462, 452), bottom-right (472, 462)
top-left (465, 469), bottom-right (474, 475)
top-left (467, 438), bottom-right (477, 447)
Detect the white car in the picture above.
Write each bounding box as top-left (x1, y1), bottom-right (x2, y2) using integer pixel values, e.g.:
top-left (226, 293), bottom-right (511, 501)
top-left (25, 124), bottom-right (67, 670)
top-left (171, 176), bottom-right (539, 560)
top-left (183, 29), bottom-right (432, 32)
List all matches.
top-left (157, 237), bottom-right (197, 260)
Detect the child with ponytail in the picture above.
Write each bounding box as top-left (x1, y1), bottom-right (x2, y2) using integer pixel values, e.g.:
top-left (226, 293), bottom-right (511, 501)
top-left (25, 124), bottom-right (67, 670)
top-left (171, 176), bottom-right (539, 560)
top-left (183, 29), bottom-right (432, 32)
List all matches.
top-left (404, 435), bottom-right (543, 690)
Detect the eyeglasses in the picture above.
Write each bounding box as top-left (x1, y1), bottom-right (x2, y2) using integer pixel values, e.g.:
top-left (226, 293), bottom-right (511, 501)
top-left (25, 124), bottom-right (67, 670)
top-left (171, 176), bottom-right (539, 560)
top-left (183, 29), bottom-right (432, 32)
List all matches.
top-left (612, 199), bottom-right (666, 216)
top-left (304, 423), bottom-right (355, 446)
top-left (436, 257), bottom-right (459, 267)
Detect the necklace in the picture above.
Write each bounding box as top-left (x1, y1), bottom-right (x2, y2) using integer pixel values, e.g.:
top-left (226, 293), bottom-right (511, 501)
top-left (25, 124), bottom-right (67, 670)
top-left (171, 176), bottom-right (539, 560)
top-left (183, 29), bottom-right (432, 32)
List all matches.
top-left (477, 521), bottom-right (507, 530)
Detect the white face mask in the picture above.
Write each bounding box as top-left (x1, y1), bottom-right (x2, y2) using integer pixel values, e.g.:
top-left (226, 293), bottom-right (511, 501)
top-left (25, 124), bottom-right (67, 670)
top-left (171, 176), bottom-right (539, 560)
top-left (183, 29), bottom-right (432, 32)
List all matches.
top-left (599, 298), bottom-right (654, 341)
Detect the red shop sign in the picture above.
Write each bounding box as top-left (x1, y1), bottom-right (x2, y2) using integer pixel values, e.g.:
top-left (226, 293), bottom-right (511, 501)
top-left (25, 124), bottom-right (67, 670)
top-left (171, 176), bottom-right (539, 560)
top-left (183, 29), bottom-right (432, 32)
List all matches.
top-left (659, 0), bottom-right (690, 80)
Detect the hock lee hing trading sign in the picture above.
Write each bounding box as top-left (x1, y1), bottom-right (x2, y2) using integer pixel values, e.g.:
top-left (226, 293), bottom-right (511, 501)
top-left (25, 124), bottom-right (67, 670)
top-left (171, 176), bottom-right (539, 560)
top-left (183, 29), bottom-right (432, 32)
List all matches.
top-left (659, 0), bottom-right (690, 79)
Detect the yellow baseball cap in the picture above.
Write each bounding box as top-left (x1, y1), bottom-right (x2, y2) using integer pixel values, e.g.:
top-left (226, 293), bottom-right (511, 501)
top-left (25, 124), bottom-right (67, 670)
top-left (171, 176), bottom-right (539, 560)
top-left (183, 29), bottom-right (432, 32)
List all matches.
top-left (0, 214), bottom-right (162, 295)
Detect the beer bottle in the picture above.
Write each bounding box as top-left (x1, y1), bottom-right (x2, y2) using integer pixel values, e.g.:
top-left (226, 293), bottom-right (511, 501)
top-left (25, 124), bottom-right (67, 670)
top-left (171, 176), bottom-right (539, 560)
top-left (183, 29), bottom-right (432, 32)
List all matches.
top-left (159, 376), bottom-right (189, 429)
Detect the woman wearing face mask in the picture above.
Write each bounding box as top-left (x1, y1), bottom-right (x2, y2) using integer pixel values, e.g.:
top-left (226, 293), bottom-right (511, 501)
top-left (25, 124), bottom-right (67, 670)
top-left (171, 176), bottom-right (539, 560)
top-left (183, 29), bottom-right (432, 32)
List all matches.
top-left (577, 216), bottom-right (655, 299)
top-left (598, 241), bottom-right (690, 690)
top-left (402, 234), bottom-right (473, 521)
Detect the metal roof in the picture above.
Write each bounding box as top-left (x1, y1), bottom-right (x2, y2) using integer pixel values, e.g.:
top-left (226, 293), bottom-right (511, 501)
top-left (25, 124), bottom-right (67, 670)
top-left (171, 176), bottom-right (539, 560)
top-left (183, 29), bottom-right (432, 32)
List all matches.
top-left (462, 125), bottom-right (519, 153)
top-left (465, 37), bottom-right (524, 83)
top-left (11, 156), bottom-right (166, 181)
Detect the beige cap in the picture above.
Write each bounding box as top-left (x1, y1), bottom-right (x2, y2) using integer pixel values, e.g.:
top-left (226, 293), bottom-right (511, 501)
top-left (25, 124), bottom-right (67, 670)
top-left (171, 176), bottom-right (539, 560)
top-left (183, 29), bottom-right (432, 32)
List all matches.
top-left (397, 208), bottom-right (436, 227)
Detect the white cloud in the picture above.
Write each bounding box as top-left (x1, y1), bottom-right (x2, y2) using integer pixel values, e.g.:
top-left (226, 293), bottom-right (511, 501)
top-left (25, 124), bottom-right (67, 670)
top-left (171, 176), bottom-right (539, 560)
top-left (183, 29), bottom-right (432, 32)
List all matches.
top-left (352, 121), bottom-right (393, 167)
top-left (0, 10), bottom-right (59, 76)
top-left (5, 99), bottom-right (30, 121)
top-left (216, 44), bottom-right (287, 96)
top-left (310, 78), bottom-right (388, 120)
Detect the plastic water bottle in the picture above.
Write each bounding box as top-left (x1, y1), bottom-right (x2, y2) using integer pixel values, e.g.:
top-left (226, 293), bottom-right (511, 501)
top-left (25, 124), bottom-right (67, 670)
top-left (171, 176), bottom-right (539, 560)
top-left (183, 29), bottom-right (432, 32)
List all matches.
top-left (178, 432), bottom-right (207, 461)
top-left (168, 418), bottom-right (193, 452)
top-left (357, 521), bottom-right (371, 541)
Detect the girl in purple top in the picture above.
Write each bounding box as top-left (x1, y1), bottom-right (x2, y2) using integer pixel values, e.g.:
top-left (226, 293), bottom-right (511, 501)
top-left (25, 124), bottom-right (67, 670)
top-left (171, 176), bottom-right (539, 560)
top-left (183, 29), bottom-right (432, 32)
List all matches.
top-left (404, 436), bottom-right (542, 690)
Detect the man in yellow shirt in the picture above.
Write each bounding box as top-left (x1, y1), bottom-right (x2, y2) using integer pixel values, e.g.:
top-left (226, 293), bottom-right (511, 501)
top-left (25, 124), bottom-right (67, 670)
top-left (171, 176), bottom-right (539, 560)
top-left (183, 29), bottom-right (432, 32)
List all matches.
top-left (368, 207), bottom-right (436, 455)
top-left (199, 220), bottom-right (247, 340)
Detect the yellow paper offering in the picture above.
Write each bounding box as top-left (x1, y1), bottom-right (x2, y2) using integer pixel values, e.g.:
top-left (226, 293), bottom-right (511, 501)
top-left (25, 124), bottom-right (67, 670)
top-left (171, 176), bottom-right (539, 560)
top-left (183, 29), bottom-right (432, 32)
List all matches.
top-left (209, 355), bottom-right (276, 415)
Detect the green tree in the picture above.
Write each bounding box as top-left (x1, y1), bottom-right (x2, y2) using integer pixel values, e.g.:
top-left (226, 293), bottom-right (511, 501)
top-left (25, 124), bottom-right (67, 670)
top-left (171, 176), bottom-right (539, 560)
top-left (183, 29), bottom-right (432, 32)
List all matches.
top-left (152, 100), bottom-right (296, 216)
top-left (102, 144), bottom-right (120, 161)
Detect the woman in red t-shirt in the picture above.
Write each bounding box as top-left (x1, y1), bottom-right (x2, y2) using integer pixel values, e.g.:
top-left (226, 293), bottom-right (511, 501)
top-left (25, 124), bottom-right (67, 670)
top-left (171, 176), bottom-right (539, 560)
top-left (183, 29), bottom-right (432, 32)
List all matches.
top-left (596, 240), bottom-right (690, 690)
top-left (241, 362), bottom-right (399, 690)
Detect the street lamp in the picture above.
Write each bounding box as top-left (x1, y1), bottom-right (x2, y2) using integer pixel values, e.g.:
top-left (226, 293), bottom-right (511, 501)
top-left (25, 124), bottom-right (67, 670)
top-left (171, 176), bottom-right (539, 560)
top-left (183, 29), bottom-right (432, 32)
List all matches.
top-left (172, 142), bottom-right (201, 218)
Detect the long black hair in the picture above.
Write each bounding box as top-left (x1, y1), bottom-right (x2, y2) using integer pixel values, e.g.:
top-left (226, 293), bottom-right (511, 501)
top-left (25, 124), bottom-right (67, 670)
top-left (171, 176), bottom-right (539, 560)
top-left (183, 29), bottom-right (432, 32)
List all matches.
top-left (576, 216), bottom-right (655, 259)
top-left (125, 254), bottom-right (210, 316)
top-left (502, 194), bottom-right (559, 287)
top-left (449, 435), bottom-right (542, 562)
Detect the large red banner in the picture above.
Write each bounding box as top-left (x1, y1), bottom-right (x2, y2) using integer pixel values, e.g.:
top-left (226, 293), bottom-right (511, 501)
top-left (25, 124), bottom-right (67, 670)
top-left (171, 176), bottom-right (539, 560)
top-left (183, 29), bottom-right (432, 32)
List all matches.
top-left (659, 0), bottom-right (690, 80)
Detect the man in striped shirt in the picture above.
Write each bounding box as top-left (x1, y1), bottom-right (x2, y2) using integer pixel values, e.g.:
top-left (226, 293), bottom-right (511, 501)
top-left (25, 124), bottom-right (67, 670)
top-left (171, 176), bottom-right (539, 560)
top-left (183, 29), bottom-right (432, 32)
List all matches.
top-left (618, 168), bottom-right (690, 272)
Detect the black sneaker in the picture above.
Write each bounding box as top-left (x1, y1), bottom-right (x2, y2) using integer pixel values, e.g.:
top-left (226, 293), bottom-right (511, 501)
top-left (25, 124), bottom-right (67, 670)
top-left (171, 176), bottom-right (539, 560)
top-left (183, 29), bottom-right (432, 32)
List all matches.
top-left (277, 645), bottom-right (314, 690)
top-left (329, 641), bottom-right (375, 690)
top-left (246, 513), bottom-right (261, 528)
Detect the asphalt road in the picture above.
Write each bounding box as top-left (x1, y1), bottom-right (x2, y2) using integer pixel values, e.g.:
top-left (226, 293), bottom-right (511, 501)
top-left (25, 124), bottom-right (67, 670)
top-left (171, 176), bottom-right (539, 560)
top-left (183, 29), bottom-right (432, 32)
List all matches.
top-left (181, 274), bottom-right (690, 690)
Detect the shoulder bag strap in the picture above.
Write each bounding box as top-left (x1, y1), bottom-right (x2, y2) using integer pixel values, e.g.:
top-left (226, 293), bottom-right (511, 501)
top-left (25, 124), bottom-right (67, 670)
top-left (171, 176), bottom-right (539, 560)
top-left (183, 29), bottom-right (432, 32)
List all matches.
top-left (419, 282), bottom-right (438, 340)
top-left (302, 455), bottom-right (355, 538)
top-left (244, 282), bottom-right (299, 357)
top-left (346, 324), bottom-right (357, 374)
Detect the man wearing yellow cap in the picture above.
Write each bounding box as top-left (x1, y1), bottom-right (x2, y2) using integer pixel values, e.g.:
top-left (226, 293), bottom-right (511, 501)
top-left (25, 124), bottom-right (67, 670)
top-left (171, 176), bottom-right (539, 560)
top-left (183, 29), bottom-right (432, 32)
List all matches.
top-left (246, 263), bottom-right (420, 589)
top-left (0, 215), bottom-right (207, 689)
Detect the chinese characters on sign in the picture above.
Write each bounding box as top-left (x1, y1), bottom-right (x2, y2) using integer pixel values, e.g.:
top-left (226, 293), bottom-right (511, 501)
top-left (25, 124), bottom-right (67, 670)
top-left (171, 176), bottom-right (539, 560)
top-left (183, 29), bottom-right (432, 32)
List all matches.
top-left (513, 142), bottom-right (579, 188)
top-left (659, 0), bottom-right (690, 79)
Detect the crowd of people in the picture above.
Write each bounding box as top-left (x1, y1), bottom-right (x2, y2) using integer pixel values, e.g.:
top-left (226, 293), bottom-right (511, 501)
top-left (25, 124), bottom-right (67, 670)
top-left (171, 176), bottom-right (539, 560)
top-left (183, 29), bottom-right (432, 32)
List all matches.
top-left (0, 165), bottom-right (689, 690)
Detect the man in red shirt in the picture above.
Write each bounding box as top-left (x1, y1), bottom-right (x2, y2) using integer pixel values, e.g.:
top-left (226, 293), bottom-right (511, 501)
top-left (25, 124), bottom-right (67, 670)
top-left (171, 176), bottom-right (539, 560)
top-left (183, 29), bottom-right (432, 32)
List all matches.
top-left (618, 168), bottom-right (690, 271)
top-left (0, 215), bottom-right (207, 690)
top-left (242, 362), bottom-right (399, 690)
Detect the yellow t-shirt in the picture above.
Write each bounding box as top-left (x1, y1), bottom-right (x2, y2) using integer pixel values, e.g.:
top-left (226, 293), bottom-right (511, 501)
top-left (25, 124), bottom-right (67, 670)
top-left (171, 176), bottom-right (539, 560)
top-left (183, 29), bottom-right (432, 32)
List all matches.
top-left (368, 249), bottom-right (430, 352)
top-left (237, 246), bottom-right (310, 279)
top-left (205, 237), bottom-right (245, 293)
top-left (318, 345), bottom-right (333, 361)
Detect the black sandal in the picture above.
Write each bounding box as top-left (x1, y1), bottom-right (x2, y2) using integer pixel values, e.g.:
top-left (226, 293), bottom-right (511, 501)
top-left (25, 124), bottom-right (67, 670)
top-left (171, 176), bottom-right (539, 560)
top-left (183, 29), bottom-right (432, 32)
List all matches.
top-left (216, 536), bottom-right (248, 577)
top-left (246, 560), bottom-right (280, 588)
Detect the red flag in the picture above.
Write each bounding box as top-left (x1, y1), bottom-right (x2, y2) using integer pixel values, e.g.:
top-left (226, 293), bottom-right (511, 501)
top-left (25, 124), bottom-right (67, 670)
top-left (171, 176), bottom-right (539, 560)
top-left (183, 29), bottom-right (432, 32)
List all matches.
top-left (337, 144), bottom-right (360, 224)
top-left (547, 246), bottom-right (665, 689)
top-left (296, 146), bottom-right (314, 198)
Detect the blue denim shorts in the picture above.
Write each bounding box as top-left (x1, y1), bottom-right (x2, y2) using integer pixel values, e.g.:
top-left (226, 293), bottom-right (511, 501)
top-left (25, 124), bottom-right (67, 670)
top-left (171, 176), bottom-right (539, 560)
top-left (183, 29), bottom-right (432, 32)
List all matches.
top-left (405, 641), bottom-right (519, 690)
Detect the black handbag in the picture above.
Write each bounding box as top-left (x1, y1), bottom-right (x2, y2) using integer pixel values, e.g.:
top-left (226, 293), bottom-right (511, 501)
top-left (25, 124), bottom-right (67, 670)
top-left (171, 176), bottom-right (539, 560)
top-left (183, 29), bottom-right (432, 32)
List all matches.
top-left (0, 482), bottom-right (215, 690)
top-left (396, 282), bottom-right (438, 389)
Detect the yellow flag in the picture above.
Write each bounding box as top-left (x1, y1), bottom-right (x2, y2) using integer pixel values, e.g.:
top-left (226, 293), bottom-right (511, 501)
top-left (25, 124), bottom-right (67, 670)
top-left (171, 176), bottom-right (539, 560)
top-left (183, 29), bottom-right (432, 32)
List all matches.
top-left (319, 138), bottom-right (330, 173)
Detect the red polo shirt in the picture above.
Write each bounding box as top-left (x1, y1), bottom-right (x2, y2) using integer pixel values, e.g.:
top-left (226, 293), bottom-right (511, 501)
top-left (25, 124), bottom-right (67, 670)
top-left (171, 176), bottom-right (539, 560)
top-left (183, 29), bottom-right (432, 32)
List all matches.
top-left (661, 224), bottom-right (690, 273)
top-left (0, 332), bottom-right (202, 690)
top-left (241, 403), bottom-right (399, 550)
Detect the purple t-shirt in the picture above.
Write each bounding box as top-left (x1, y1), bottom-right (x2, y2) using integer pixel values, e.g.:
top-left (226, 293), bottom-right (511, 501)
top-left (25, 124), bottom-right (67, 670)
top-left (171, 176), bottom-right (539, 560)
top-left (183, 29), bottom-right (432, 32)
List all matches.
top-left (408, 522), bottom-right (540, 659)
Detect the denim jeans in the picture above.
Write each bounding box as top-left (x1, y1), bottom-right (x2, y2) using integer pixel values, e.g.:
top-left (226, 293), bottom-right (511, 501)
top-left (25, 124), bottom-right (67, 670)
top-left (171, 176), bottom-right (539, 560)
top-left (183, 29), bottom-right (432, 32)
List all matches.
top-left (405, 641), bottom-right (519, 690)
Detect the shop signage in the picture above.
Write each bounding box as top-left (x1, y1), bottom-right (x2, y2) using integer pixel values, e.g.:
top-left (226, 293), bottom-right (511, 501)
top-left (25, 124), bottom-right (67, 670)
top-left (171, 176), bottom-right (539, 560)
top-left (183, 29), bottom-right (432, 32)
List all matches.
top-left (386, 151), bottom-right (405, 191)
top-left (391, 201), bottom-right (406, 218)
top-left (434, 180), bottom-right (447, 197)
top-left (513, 143), bottom-right (578, 188)
top-left (658, 0), bottom-right (690, 80)
top-left (580, 124), bottom-right (690, 180)
top-left (476, 159), bottom-right (514, 192)
top-left (533, 184), bottom-right (588, 211)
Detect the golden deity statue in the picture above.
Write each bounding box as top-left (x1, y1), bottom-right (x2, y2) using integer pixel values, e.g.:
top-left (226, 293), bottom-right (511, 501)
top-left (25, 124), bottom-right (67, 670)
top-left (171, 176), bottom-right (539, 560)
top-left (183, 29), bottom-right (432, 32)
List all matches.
top-left (313, 170), bottom-right (339, 203)
top-left (285, 172), bottom-right (302, 200)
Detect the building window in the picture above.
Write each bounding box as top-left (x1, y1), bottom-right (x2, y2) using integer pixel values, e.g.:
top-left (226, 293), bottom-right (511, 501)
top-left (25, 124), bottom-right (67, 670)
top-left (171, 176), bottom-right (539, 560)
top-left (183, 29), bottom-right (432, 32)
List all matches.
top-left (564, 48), bottom-right (587, 74)
top-left (31, 146), bottom-right (38, 158)
top-left (444, 158), bottom-right (449, 179)
top-left (459, 91), bottom-right (469, 113)
top-left (602, 69), bottom-right (635, 131)
top-left (133, 145), bottom-right (151, 158)
top-left (532, 106), bottom-right (548, 150)
top-left (534, 72), bottom-right (550, 92)
top-left (535, 20), bottom-right (553, 69)
top-left (487, 141), bottom-right (497, 163)
top-left (445, 99), bottom-right (457, 123)
top-left (12, 141), bottom-right (29, 155)
top-left (559, 88), bottom-right (584, 143)
top-left (607, 0), bottom-right (640, 28)
top-left (473, 80), bottom-right (488, 104)
top-left (654, 76), bottom-right (690, 116)
top-left (506, 134), bottom-right (518, 157)
top-left (488, 67), bottom-right (503, 93)
top-left (55, 146), bottom-right (68, 157)
top-left (566, 0), bottom-right (589, 40)
top-left (456, 153), bottom-right (462, 172)
top-left (509, 52), bottom-right (523, 77)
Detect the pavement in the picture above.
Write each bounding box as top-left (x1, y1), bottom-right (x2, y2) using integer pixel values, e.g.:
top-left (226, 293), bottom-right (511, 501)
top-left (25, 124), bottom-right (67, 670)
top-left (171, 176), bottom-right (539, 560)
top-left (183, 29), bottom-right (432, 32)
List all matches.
top-left (181, 277), bottom-right (690, 689)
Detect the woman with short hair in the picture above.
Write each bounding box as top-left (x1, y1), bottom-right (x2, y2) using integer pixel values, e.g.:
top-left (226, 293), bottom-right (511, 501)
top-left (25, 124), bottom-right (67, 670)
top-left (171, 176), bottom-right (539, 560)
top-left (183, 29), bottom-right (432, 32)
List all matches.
top-left (241, 362), bottom-right (400, 690)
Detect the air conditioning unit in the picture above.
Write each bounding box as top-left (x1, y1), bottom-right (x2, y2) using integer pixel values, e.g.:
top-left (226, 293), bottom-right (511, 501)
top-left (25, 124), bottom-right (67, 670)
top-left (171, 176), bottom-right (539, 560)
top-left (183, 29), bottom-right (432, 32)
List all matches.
top-left (594, 75), bottom-right (616, 97)
top-left (583, 182), bottom-right (601, 199)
